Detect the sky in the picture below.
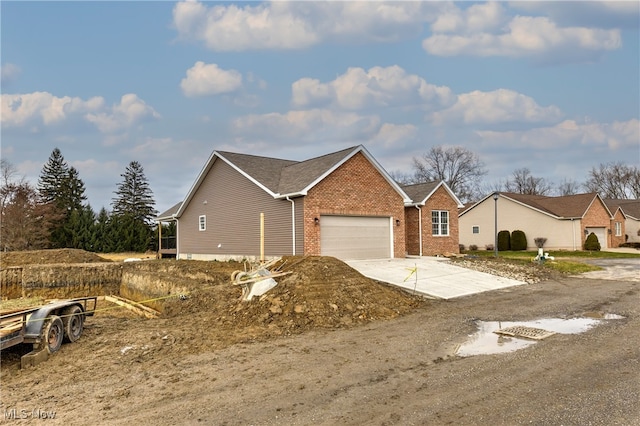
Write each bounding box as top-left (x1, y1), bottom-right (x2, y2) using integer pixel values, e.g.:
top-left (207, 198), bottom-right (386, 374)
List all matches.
top-left (1, 1), bottom-right (639, 213)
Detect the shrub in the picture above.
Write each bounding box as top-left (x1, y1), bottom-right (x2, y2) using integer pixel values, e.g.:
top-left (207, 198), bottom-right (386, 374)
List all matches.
top-left (469, 244), bottom-right (478, 251)
top-left (511, 230), bottom-right (527, 251)
top-left (485, 244), bottom-right (494, 251)
top-left (459, 244), bottom-right (465, 252)
top-left (497, 230), bottom-right (511, 251)
top-left (534, 237), bottom-right (547, 248)
top-left (584, 232), bottom-right (601, 251)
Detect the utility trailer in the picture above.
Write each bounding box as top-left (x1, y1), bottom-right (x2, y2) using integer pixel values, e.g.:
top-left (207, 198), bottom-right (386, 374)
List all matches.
top-left (0, 297), bottom-right (97, 366)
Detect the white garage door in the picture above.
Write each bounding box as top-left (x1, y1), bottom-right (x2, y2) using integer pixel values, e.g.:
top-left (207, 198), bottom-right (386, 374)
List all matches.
top-left (586, 227), bottom-right (608, 249)
top-left (320, 216), bottom-right (392, 260)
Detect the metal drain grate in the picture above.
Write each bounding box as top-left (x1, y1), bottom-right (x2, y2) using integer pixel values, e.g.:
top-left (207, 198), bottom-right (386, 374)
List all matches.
top-left (494, 326), bottom-right (556, 340)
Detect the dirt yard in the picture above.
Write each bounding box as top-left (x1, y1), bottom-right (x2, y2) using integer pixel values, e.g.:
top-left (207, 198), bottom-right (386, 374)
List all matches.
top-left (1, 250), bottom-right (638, 425)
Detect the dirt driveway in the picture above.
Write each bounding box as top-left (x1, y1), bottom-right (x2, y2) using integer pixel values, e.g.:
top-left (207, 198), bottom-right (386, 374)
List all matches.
top-left (2, 272), bottom-right (638, 425)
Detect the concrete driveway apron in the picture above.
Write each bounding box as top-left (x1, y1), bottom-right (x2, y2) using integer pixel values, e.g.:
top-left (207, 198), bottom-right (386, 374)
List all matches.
top-left (346, 257), bottom-right (527, 300)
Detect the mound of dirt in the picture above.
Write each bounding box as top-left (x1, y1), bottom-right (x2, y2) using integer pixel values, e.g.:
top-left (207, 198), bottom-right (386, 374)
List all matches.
top-left (1, 249), bottom-right (111, 267)
top-left (165, 256), bottom-right (426, 344)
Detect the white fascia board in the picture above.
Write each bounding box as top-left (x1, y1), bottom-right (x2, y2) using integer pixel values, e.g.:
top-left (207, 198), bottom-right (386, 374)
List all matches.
top-left (406, 182), bottom-right (464, 208)
top-left (176, 151), bottom-right (279, 218)
top-left (298, 145), bottom-right (412, 203)
top-left (215, 153), bottom-right (279, 198)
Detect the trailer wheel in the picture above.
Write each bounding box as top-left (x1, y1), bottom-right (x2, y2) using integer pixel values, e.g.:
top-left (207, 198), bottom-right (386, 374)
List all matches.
top-left (62, 305), bottom-right (84, 343)
top-left (43, 316), bottom-right (64, 354)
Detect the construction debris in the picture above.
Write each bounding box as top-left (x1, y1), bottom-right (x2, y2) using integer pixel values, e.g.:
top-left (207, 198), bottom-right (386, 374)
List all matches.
top-left (231, 257), bottom-right (291, 301)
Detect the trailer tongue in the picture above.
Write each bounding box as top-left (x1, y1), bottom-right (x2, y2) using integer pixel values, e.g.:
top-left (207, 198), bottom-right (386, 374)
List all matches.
top-left (0, 297), bottom-right (97, 368)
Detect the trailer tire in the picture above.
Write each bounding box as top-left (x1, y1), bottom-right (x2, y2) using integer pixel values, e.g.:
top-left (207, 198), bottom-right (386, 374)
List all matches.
top-left (62, 305), bottom-right (84, 343)
top-left (43, 316), bottom-right (64, 354)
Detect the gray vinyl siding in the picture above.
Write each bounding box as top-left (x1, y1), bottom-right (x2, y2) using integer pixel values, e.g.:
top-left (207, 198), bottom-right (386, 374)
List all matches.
top-left (179, 159), bottom-right (295, 257)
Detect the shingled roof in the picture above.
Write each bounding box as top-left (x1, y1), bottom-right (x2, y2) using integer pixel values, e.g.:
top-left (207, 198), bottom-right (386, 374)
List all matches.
top-left (401, 181), bottom-right (464, 208)
top-left (504, 192), bottom-right (604, 218)
top-left (172, 145), bottom-right (411, 218)
top-left (462, 192), bottom-right (611, 219)
top-left (605, 199), bottom-right (640, 220)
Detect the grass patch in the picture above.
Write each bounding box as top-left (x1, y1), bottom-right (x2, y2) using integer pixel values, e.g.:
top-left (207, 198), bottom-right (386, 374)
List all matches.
top-left (461, 249), bottom-right (637, 275)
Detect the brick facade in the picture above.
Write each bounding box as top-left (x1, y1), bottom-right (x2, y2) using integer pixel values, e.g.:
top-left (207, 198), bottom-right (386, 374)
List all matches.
top-left (610, 208), bottom-right (626, 247)
top-left (582, 197), bottom-right (613, 248)
top-left (410, 185), bottom-right (460, 256)
top-left (302, 152), bottom-right (406, 257)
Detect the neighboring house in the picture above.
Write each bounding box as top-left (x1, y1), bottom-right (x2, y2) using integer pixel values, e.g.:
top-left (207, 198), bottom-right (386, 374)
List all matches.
top-left (605, 199), bottom-right (640, 244)
top-left (156, 145), bottom-right (463, 261)
top-left (402, 182), bottom-right (464, 256)
top-left (459, 192), bottom-right (615, 251)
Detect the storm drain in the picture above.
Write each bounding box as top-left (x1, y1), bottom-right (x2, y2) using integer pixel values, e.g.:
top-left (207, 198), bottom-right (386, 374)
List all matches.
top-left (494, 326), bottom-right (556, 340)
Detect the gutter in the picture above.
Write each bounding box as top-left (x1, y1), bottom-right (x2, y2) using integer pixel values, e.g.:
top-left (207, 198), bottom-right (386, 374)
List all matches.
top-left (415, 205), bottom-right (423, 257)
top-left (286, 197), bottom-right (296, 255)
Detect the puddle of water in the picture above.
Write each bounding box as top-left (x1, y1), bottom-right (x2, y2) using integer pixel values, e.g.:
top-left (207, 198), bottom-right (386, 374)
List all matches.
top-left (456, 315), bottom-right (623, 357)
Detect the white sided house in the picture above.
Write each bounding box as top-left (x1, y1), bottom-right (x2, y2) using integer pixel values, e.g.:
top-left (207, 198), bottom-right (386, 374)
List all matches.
top-left (459, 192), bottom-right (615, 251)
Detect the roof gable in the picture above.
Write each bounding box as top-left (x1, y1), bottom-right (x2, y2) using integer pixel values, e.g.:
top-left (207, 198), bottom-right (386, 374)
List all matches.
top-left (460, 191), bottom-right (611, 219)
top-left (401, 181), bottom-right (464, 208)
top-left (173, 145), bottom-right (411, 218)
top-left (605, 199), bottom-right (640, 220)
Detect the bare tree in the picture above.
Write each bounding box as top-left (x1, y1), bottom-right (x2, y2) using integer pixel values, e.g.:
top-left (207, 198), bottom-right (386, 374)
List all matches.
top-left (584, 162), bottom-right (640, 199)
top-left (412, 146), bottom-right (487, 202)
top-left (1, 159), bottom-right (53, 250)
top-left (505, 168), bottom-right (553, 195)
top-left (388, 170), bottom-right (414, 186)
top-left (556, 178), bottom-right (581, 196)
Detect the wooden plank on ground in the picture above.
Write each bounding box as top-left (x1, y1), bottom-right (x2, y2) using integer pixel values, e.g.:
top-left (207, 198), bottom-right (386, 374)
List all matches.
top-left (104, 295), bottom-right (160, 319)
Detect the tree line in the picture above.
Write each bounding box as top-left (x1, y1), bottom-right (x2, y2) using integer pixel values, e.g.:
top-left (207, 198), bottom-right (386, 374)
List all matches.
top-left (2, 145), bottom-right (637, 253)
top-left (393, 146), bottom-right (640, 203)
top-left (1, 148), bottom-right (162, 252)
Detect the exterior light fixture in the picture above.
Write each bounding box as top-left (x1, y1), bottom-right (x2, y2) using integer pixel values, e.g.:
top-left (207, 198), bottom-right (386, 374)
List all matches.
top-left (314, 217), bottom-right (319, 225)
top-left (584, 229), bottom-right (589, 236)
top-left (396, 219), bottom-right (401, 226)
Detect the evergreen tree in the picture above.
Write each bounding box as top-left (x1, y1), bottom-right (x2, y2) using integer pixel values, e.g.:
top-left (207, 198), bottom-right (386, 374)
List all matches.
top-left (37, 148), bottom-right (88, 248)
top-left (111, 161), bottom-right (157, 252)
top-left (93, 207), bottom-right (111, 253)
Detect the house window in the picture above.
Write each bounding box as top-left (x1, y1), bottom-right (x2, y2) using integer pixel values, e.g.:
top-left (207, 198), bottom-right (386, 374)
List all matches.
top-left (472, 226), bottom-right (479, 234)
top-left (432, 210), bottom-right (449, 236)
top-left (615, 222), bottom-right (622, 236)
top-left (199, 215), bottom-right (206, 231)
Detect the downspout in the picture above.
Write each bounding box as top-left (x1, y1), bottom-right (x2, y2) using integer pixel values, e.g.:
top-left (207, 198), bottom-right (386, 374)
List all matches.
top-left (418, 206), bottom-right (423, 257)
top-left (571, 218), bottom-right (576, 251)
top-left (286, 197), bottom-right (296, 255)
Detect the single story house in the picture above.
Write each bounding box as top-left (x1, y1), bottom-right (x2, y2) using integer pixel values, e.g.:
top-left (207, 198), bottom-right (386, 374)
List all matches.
top-left (459, 192), bottom-right (615, 251)
top-left (604, 199), bottom-right (640, 244)
top-left (156, 145), bottom-right (462, 260)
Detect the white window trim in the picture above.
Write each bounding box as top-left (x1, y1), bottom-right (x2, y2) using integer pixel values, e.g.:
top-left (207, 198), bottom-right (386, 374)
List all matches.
top-left (472, 225), bottom-right (479, 234)
top-left (199, 215), bottom-right (206, 231)
top-left (431, 210), bottom-right (449, 236)
top-left (615, 222), bottom-right (622, 237)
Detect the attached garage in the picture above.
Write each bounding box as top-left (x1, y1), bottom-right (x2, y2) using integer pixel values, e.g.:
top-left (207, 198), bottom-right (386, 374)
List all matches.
top-left (320, 215), bottom-right (392, 260)
top-left (585, 227), bottom-right (608, 249)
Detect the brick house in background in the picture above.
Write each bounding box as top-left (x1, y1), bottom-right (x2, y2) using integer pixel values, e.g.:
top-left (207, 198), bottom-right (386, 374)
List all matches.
top-left (155, 145), bottom-right (463, 260)
top-left (604, 199), bottom-right (640, 244)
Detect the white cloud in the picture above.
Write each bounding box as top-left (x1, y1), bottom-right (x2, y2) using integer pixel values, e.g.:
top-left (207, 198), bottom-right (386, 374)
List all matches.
top-left (172, 0), bottom-right (442, 51)
top-left (85, 94), bottom-right (160, 133)
top-left (292, 65), bottom-right (454, 111)
top-left (231, 108), bottom-right (419, 151)
top-left (423, 3), bottom-right (622, 62)
top-left (476, 118), bottom-right (640, 150)
top-left (1, 63), bottom-right (21, 86)
top-left (432, 89), bottom-right (563, 125)
top-left (1, 92), bottom-right (104, 127)
top-left (180, 61), bottom-right (243, 97)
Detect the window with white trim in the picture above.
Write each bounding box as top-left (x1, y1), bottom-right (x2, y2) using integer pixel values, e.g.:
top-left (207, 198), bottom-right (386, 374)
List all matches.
top-left (472, 226), bottom-right (479, 234)
top-left (432, 210), bottom-right (449, 236)
top-left (615, 222), bottom-right (622, 236)
top-left (199, 215), bottom-right (206, 231)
